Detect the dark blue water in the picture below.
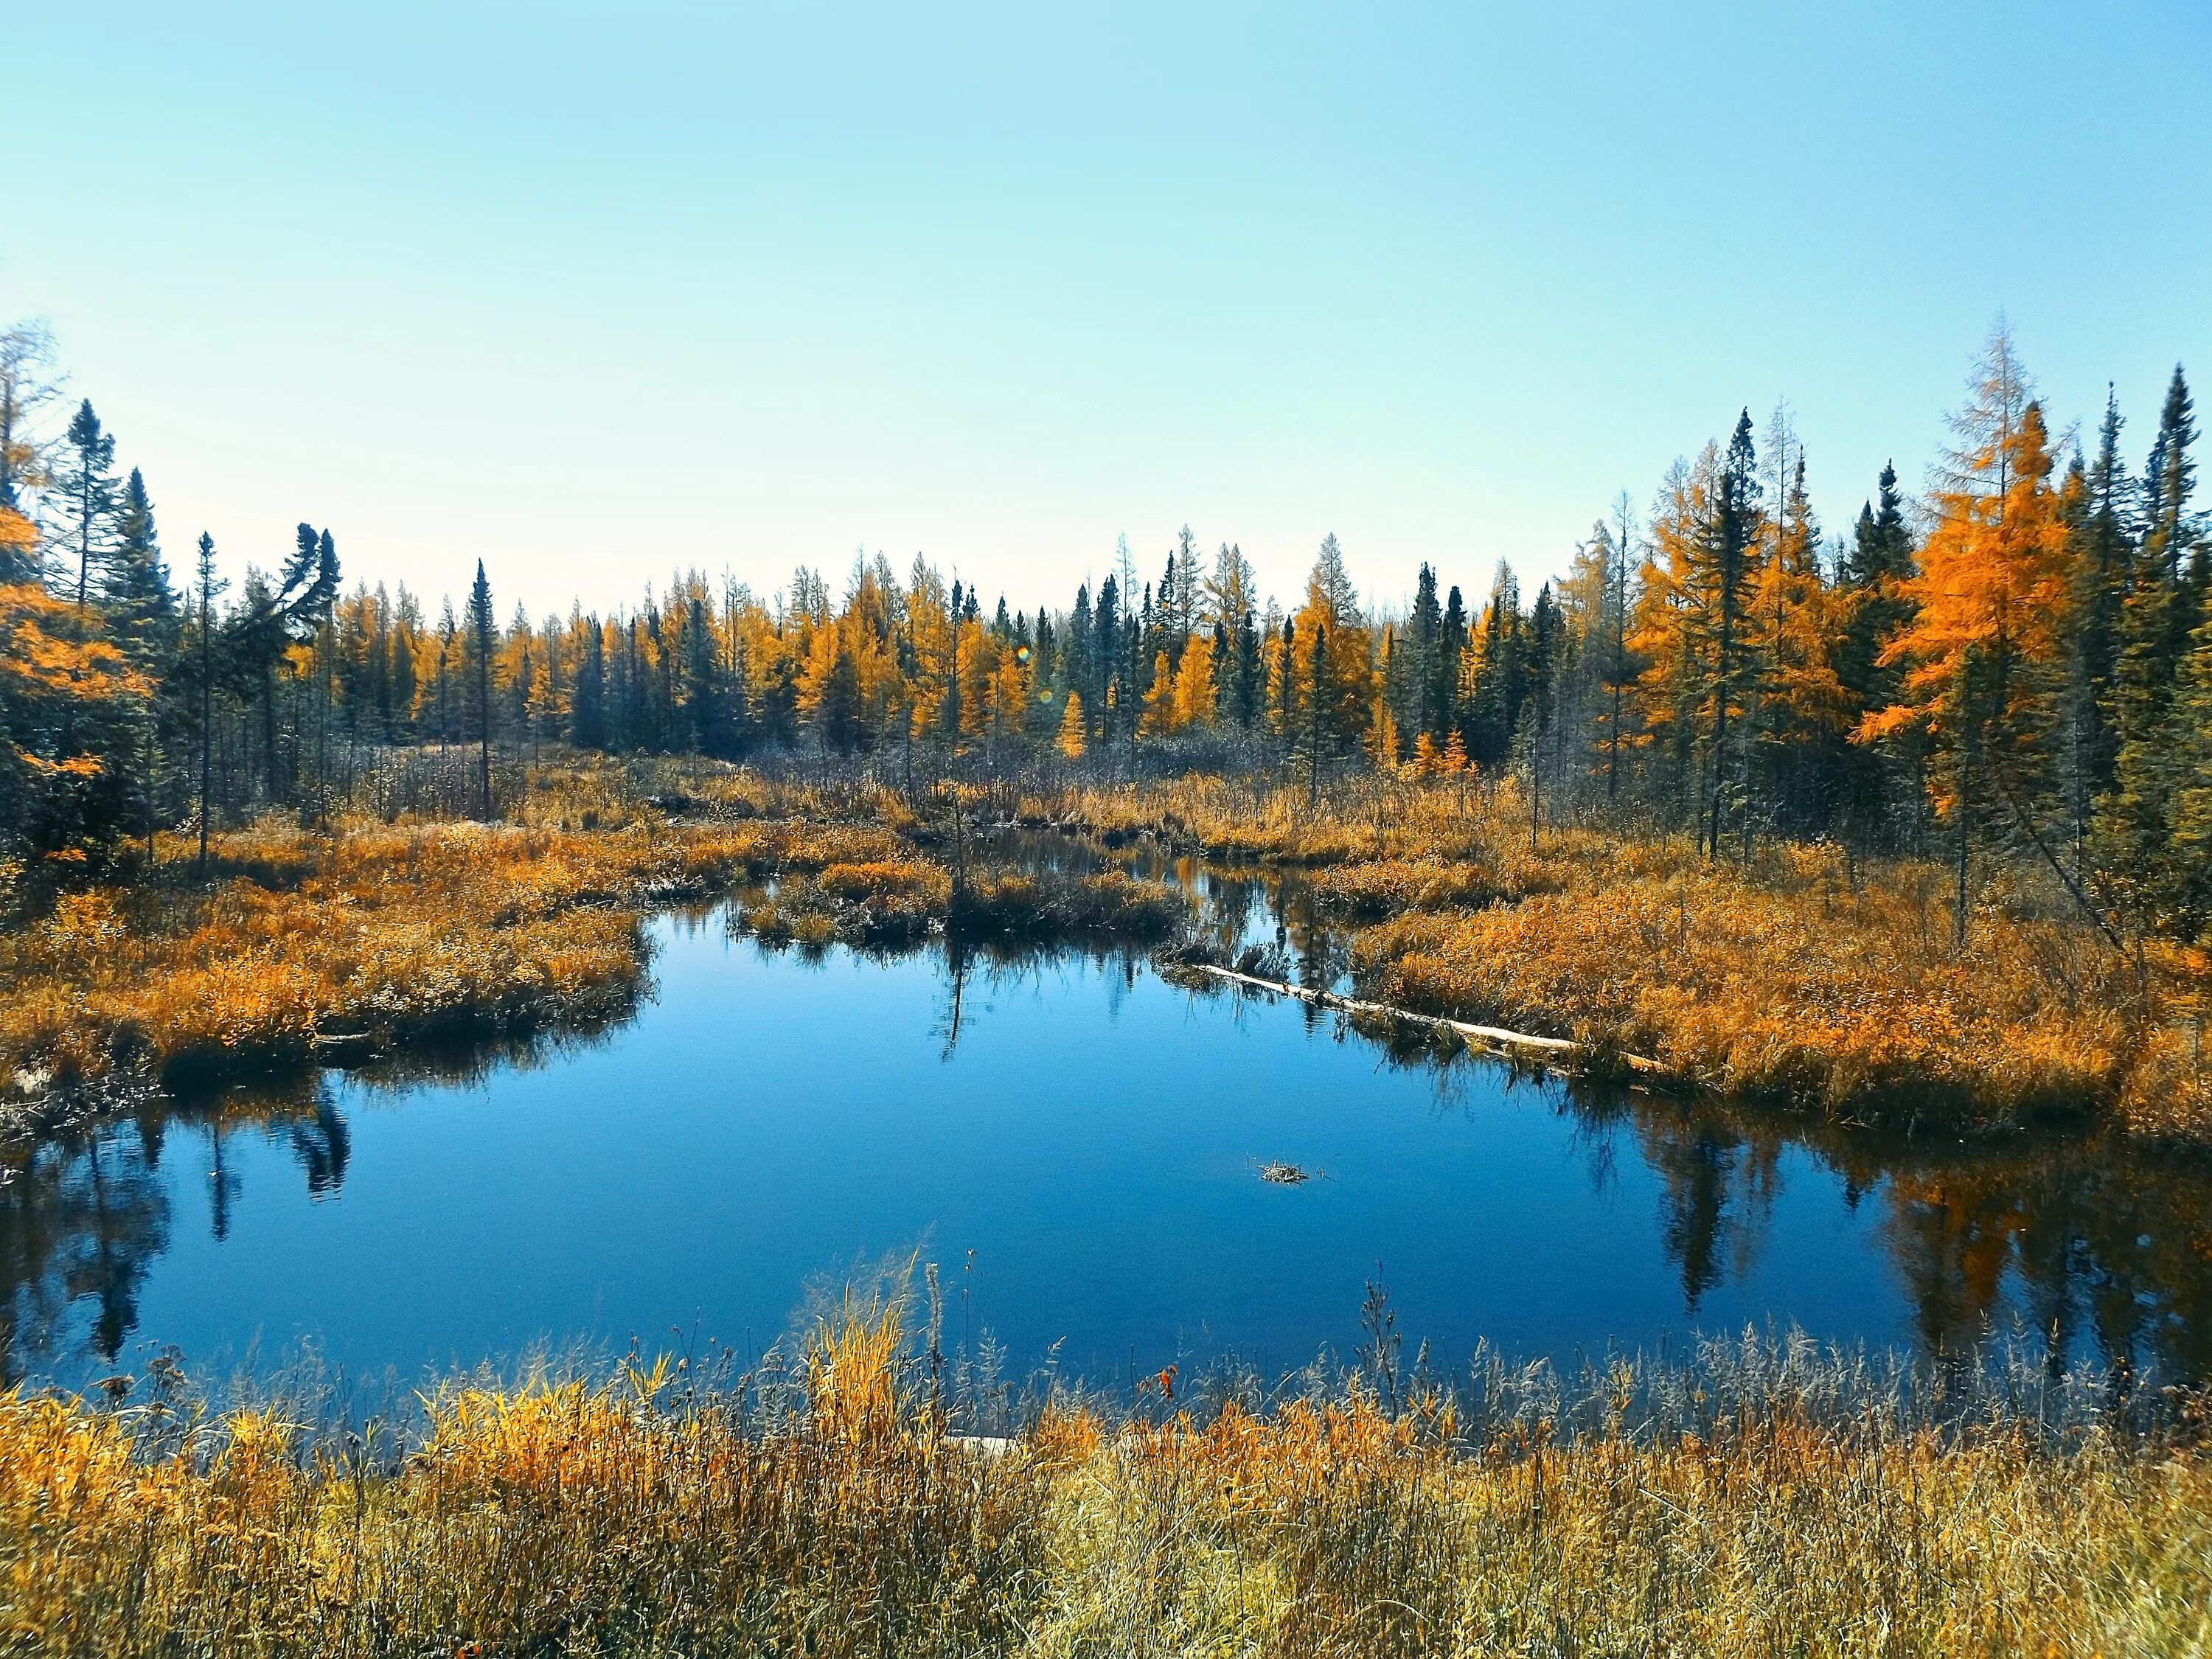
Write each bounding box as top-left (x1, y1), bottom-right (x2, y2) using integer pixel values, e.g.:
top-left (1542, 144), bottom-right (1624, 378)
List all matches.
top-left (10, 886), bottom-right (2211, 1391)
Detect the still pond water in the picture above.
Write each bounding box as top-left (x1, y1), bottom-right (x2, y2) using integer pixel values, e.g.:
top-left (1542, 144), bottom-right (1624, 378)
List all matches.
top-left (7, 853), bottom-right (2211, 1392)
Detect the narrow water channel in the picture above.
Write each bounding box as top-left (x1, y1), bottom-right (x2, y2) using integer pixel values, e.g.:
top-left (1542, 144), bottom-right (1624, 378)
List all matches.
top-left (7, 848), bottom-right (2209, 1394)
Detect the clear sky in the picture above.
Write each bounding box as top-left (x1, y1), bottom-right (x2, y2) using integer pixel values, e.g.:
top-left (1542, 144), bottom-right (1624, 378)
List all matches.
top-left (10, 1), bottom-right (2208, 620)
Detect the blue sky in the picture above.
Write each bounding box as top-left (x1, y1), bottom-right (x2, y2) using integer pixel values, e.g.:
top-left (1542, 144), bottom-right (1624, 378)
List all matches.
top-left (10, 1), bottom-right (2208, 619)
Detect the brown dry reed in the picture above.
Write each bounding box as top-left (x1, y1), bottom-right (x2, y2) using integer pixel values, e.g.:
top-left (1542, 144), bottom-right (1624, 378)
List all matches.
top-left (4, 1306), bottom-right (2208, 1657)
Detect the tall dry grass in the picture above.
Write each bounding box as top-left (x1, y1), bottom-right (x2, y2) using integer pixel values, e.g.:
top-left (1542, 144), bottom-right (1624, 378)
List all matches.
top-left (4, 1305), bottom-right (2206, 1656)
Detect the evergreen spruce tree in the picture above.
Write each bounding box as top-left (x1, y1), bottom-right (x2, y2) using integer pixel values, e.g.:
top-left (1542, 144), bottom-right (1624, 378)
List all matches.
top-left (684, 594), bottom-right (723, 754)
top-left (1701, 411), bottom-right (1763, 859)
top-left (2100, 366), bottom-right (2198, 929)
top-left (225, 524), bottom-right (339, 804)
top-left (1408, 563), bottom-right (1444, 740)
top-left (2143, 367), bottom-right (2202, 639)
top-left (1235, 606), bottom-right (1261, 730)
top-left (2059, 395), bottom-right (2133, 857)
top-left (1472, 562), bottom-right (1523, 763)
top-left (571, 618), bottom-right (605, 751)
top-left (1838, 461), bottom-right (1919, 846)
top-left (189, 533), bottom-right (226, 873)
top-left (1521, 584), bottom-right (1558, 842)
top-left (100, 468), bottom-right (176, 848)
top-left (52, 400), bottom-right (119, 609)
top-left (104, 467), bottom-right (177, 665)
top-left (1063, 584), bottom-right (1093, 715)
top-left (1093, 575), bottom-right (1120, 743)
top-left (467, 560), bottom-right (496, 816)
top-left (1438, 582), bottom-right (1467, 748)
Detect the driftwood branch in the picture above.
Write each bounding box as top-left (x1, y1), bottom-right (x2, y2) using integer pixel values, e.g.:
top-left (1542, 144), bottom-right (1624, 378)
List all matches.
top-left (1192, 964), bottom-right (1660, 1074)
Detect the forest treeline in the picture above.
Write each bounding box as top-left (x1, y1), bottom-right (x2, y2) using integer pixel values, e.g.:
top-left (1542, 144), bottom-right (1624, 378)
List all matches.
top-left (2, 321), bottom-right (2206, 953)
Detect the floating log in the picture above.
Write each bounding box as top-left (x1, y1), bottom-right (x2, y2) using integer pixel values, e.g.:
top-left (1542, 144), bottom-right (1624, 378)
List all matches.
top-left (1193, 964), bottom-right (1660, 1074)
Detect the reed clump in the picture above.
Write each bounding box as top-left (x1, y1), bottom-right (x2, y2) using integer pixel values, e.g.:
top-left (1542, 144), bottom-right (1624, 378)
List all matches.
top-left (744, 863), bottom-right (1189, 948)
top-left (952, 868), bottom-right (1190, 941)
top-left (5, 1315), bottom-right (2207, 1656)
top-left (745, 858), bottom-right (955, 945)
top-left (1304, 855), bottom-right (1527, 917)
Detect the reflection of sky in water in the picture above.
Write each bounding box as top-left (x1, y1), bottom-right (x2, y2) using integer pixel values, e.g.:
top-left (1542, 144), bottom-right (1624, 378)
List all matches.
top-left (8, 874), bottom-right (2212, 1393)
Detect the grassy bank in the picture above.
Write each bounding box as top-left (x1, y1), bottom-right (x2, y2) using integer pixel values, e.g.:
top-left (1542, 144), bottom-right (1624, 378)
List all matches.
top-left (0, 787), bottom-right (1184, 1102)
top-left (0, 817), bottom-right (887, 1096)
top-left (4, 755), bottom-right (2208, 1135)
top-left (6, 1307), bottom-right (2207, 1656)
top-left (1023, 774), bottom-right (2212, 1138)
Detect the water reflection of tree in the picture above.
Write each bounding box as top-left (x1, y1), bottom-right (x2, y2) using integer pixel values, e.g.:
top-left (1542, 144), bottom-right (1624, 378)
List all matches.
top-left (1559, 1076), bottom-right (2212, 1380)
top-left (287, 1096), bottom-right (352, 1198)
top-left (1, 1001), bottom-right (649, 1382)
top-left (1, 1119), bottom-right (170, 1382)
top-left (1868, 1152), bottom-right (2212, 1379)
top-left (925, 935), bottom-right (1155, 1058)
top-left (1638, 1118), bottom-right (1781, 1312)
top-left (1315, 985), bottom-right (2212, 1377)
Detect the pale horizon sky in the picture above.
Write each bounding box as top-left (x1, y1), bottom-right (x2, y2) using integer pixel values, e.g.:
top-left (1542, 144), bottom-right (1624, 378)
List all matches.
top-left (9, 1), bottom-right (2209, 620)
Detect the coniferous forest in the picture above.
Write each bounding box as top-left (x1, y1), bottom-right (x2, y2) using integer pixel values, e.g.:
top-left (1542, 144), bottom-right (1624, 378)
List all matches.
top-left (7, 321), bottom-right (2207, 961)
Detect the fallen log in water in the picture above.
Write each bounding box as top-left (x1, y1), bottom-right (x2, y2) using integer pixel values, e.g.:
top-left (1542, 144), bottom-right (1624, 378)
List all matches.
top-left (1192, 964), bottom-right (1661, 1075)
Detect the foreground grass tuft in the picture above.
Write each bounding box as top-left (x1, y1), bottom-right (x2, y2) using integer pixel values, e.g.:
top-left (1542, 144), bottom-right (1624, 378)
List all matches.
top-left (4, 1312), bottom-right (2208, 1656)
